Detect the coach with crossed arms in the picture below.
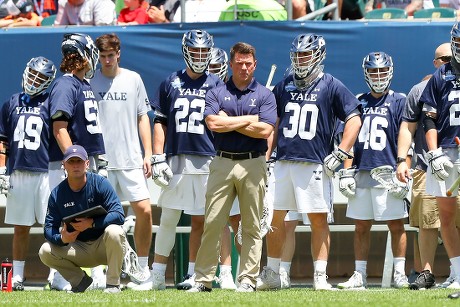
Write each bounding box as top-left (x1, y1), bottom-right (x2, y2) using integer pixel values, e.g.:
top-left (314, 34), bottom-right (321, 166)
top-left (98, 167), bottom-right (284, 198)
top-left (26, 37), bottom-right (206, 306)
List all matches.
top-left (188, 42), bottom-right (277, 292)
top-left (39, 145), bottom-right (126, 293)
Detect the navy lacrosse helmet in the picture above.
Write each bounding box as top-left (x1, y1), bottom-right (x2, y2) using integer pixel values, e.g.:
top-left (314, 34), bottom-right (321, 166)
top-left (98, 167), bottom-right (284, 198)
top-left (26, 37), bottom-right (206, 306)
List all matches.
top-left (207, 47), bottom-right (228, 81)
top-left (22, 56), bottom-right (56, 96)
top-left (61, 33), bottom-right (99, 79)
top-left (362, 51), bottom-right (393, 94)
top-left (182, 29), bottom-right (214, 74)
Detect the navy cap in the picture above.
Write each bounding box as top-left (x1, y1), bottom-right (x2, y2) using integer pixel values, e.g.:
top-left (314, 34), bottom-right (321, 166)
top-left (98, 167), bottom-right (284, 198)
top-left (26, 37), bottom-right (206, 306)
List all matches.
top-left (63, 145), bottom-right (88, 162)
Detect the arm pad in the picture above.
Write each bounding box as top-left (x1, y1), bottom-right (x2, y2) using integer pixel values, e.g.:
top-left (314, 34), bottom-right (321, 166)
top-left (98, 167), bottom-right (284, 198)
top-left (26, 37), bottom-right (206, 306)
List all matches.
top-left (423, 114), bottom-right (436, 132)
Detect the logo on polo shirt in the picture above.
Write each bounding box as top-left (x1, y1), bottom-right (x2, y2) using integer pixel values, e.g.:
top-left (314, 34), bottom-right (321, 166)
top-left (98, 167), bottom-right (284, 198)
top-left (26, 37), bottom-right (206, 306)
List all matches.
top-left (224, 96), bottom-right (230, 101)
top-left (249, 98), bottom-right (256, 107)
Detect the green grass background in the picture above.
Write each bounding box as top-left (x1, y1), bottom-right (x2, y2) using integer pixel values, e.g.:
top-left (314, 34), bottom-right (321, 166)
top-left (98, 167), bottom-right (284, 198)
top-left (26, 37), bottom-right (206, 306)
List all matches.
top-left (0, 288), bottom-right (459, 306)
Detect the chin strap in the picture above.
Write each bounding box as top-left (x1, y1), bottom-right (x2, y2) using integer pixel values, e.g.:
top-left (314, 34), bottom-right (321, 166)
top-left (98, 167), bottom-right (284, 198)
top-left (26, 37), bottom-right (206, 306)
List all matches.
top-left (293, 65), bottom-right (324, 91)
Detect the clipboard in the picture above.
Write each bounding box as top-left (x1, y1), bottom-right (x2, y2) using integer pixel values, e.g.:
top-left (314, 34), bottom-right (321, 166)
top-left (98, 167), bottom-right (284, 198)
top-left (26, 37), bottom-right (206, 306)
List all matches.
top-left (63, 205), bottom-right (107, 230)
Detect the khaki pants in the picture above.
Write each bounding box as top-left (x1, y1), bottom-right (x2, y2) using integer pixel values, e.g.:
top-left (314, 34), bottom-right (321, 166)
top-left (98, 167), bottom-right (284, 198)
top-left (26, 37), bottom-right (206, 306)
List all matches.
top-left (195, 156), bottom-right (266, 288)
top-left (39, 224), bottom-right (126, 287)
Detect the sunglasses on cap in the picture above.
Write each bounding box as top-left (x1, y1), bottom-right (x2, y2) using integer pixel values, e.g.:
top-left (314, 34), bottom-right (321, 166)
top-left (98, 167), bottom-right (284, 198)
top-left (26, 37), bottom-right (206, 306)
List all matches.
top-left (435, 56), bottom-right (452, 62)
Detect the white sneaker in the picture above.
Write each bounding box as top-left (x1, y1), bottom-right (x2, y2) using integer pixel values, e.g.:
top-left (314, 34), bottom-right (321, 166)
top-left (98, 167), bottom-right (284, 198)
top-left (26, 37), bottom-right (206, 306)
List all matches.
top-left (50, 271), bottom-right (72, 291)
top-left (447, 276), bottom-right (460, 289)
top-left (279, 268), bottom-right (291, 289)
top-left (337, 271), bottom-right (367, 290)
top-left (394, 272), bottom-right (409, 289)
top-left (89, 266), bottom-right (106, 290)
top-left (215, 270), bottom-right (236, 290)
top-left (440, 270), bottom-right (456, 288)
top-left (127, 270), bottom-right (165, 291)
top-left (256, 266), bottom-right (281, 290)
top-left (313, 271), bottom-right (333, 290)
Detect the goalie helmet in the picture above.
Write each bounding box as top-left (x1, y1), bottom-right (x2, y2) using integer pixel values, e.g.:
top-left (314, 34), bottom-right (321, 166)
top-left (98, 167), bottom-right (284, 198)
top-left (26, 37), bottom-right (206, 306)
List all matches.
top-left (290, 33), bottom-right (326, 90)
top-left (182, 29), bottom-right (214, 74)
top-left (451, 22), bottom-right (460, 63)
top-left (362, 51), bottom-right (393, 94)
top-left (22, 56), bottom-right (56, 97)
top-left (207, 47), bottom-right (228, 81)
top-left (61, 33), bottom-right (99, 79)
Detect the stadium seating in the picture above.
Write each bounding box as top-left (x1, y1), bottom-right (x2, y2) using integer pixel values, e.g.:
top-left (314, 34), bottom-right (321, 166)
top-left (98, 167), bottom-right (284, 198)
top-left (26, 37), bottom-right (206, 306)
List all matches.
top-left (413, 7), bottom-right (456, 19)
top-left (364, 8), bottom-right (408, 20)
top-left (41, 14), bottom-right (56, 26)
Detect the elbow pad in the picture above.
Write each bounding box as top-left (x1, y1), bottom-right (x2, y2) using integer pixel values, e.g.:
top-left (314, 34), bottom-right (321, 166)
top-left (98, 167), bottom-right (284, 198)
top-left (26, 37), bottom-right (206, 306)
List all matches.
top-left (423, 115), bottom-right (436, 133)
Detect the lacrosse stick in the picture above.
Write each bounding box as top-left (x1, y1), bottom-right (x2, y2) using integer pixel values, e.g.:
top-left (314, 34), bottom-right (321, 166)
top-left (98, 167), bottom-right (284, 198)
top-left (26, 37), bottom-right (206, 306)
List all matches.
top-left (370, 165), bottom-right (410, 202)
top-left (265, 64), bottom-right (277, 89)
top-left (447, 136), bottom-right (460, 197)
top-left (122, 243), bottom-right (150, 284)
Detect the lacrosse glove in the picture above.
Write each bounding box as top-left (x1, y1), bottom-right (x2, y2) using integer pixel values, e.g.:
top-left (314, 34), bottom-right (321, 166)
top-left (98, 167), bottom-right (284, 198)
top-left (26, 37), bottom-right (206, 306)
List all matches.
top-left (323, 148), bottom-right (353, 177)
top-left (151, 154), bottom-right (173, 188)
top-left (337, 168), bottom-right (356, 198)
top-left (425, 148), bottom-right (453, 181)
top-left (0, 166), bottom-right (9, 194)
top-left (388, 181), bottom-right (410, 199)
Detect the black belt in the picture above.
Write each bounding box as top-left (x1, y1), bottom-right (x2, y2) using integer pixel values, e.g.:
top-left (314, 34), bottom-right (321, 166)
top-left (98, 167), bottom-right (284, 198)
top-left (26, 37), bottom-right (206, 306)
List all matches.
top-left (216, 150), bottom-right (263, 160)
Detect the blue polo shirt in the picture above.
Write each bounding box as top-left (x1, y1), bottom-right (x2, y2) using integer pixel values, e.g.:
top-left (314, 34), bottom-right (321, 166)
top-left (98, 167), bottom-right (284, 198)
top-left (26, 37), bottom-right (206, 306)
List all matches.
top-left (204, 78), bottom-right (277, 153)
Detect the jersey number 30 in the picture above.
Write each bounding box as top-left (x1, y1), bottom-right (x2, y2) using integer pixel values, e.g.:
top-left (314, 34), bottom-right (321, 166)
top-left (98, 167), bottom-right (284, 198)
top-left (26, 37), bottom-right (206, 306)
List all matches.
top-left (14, 115), bottom-right (43, 150)
top-left (283, 103), bottom-right (318, 139)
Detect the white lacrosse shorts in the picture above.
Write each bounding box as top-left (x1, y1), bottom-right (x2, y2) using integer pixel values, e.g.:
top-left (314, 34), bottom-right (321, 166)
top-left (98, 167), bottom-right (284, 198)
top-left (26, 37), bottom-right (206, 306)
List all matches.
top-left (158, 173), bottom-right (207, 211)
top-left (272, 161), bottom-right (333, 214)
top-left (5, 170), bottom-right (49, 226)
top-left (347, 187), bottom-right (408, 221)
top-left (107, 169), bottom-right (150, 202)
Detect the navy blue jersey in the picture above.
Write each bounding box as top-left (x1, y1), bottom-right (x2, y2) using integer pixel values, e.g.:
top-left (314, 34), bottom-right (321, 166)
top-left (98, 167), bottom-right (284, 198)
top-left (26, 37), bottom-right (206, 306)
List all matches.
top-left (353, 90), bottom-right (405, 170)
top-left (0, 92), bottom-right (50, 173)
top-left (272, 74), bottom-right (361, 163)
top-left (420, 63), bottom-right (460, 149)
top-left (151, 70), bottom-right (223, 157)
top-left (44, 172), bottom-right (124, 245)
top-left (204, 78), bottom-right (277, 152)
top-left (48, 74), bottom-right (105, 162)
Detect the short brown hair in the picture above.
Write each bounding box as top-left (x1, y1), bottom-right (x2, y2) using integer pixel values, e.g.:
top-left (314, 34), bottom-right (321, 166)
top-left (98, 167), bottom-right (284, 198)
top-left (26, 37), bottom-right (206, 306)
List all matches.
top-left (230, 42), bottom-right (256, 62)
top-left (95, 33), bottom-right (121, 53)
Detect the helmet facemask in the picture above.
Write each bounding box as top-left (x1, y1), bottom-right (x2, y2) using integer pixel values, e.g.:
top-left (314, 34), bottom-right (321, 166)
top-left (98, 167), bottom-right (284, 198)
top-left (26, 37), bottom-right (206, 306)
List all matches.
top-left (207, 48), bottom-right (228, 81)
top-left (362, 52), bottom-right (393, 94)
top-left (182, 30), bottom-right (214, 74)
top-left (22, 57), bottom-right (56, 97)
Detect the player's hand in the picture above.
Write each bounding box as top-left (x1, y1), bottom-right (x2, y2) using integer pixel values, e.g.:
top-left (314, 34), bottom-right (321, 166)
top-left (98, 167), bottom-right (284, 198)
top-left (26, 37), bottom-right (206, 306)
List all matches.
top-left (396, 161), bottom-right (411, 183)
top-left (151, 154), bottom-right (173, 188)
top-left (323, 148), bottom-right (353, 177)
top-left (147, 5), bottom-right (167, 23)
top-left (425, 148), bottom-right (453, 181)
top-left (337, 168), bottom-right (356, 198)
top-left (143, 156), bottom-right (152, 178)
top-left (0, 166), bottom-right (9, 194)
top-left (97, 156), bottom-right (109, 178)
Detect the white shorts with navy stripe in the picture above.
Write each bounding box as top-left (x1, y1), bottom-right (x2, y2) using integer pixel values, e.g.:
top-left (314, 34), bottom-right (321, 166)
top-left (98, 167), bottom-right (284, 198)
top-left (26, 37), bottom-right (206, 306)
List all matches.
top-left (158, 173), bottom-right (207, 212)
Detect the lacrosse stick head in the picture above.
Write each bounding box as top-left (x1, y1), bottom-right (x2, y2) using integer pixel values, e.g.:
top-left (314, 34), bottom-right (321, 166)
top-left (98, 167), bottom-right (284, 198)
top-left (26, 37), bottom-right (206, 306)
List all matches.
top-left (370, 165), bottom-right (397, 189)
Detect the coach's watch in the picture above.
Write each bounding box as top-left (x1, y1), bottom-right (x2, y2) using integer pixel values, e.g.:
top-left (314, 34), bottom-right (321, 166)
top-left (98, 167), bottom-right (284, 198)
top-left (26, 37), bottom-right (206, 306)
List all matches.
top-left (396, 157), bottom-right (406, 164)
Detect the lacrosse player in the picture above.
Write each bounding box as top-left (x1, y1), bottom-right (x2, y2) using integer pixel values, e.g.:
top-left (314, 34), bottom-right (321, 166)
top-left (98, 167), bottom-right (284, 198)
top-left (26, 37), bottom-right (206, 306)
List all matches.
top-left (396, 43), bottom-right (460, 290)
top-left (0, 56), bottom-right (56, 291)
top-left (130, 30), bottom-right (225, 291)
top-left (418, 22), bottom-right (460, 295)
top-left (337, 51), bottom-right (409, 290)
top-left (46, 33), bottom-right (106, 291)
top-left (257, 33), bottom-right (361, 291)
top-left (90, 33), bottom-right (153, 286)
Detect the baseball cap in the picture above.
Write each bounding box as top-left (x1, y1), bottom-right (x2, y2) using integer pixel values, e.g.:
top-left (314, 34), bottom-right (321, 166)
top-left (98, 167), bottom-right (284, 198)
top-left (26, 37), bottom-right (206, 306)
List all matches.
top-left (63, 145), bottom-right (88, 162)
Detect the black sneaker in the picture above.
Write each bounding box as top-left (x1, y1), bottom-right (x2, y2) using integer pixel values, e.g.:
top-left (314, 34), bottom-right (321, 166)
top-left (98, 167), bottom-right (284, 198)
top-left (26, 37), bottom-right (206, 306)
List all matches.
top-left (409, 270), bottom-right (435, 290)
top-left (408, 269), bottom-right (420, 284)
top-left (448, 291), bottom-right (460, 299)
top-left (13, 280), bottom-right (24, 291)
top-left (70, 272), bottom-right (93, 293)
top-left (186, 282), bottom-right (212, 292)
top-left (176, 273), bottom-right (195, 290)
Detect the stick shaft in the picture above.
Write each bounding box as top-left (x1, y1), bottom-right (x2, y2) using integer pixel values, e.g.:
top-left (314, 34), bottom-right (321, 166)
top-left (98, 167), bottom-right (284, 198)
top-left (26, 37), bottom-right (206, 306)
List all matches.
top-left (447, 175), bottom-right (460, 196)
top-left (266, 64), bottom-right (277, 88)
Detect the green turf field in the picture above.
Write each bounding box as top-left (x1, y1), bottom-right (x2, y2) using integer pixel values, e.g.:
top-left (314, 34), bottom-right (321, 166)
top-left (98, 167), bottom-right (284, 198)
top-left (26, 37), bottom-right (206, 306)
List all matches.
top-left (0, 288), bottom-right (459, 306)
